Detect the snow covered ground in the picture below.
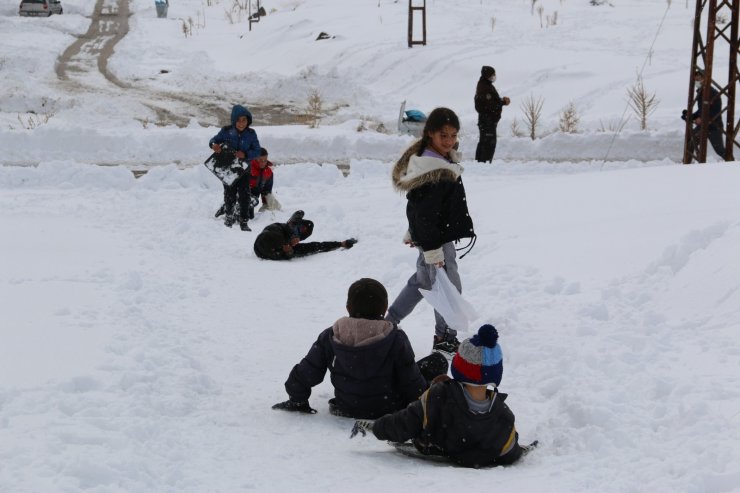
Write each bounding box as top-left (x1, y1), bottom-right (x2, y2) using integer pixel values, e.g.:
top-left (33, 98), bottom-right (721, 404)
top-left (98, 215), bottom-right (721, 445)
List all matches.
top-left (2, 0), bottom-right (740, 492)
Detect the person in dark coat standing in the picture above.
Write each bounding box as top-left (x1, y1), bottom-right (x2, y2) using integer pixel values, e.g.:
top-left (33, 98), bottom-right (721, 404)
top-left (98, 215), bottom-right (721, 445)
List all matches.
top-left (683, 68), bottom-right (726, 160)
top-left (350, 324), bottom-right (532, 469)
top-left (253, 210), bottom-right (357, 261)
top-left (208, 104), bottom-right (261, 230)
top-left (385, 107), bottom-right (476, 354)
top-left (475, 65), bottom-right (510, 163)
top-left (272, 278), bottom-right (449, 418)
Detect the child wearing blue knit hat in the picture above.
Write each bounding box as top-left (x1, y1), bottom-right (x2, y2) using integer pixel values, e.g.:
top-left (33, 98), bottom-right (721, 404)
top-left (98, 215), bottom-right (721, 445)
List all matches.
top-left (350, 324), bottom-right (536, 468)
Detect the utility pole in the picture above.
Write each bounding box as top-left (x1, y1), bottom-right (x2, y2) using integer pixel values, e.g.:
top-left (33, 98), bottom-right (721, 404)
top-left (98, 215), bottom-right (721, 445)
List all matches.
top-left (684, 0), bottom-right (739, 163)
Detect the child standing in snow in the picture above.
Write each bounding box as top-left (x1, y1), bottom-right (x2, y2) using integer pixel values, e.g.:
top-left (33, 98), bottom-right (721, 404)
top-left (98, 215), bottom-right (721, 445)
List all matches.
top-left (350, 324), bottom-right (532, 469)
top-left (272, 278), bottom-right (449, 418)
top-left (253, 210), bottom-right (357, 261)
top-left (385, 107), bottom-right (476, 354)
top-left (208, 104), bottom-right (261, 231)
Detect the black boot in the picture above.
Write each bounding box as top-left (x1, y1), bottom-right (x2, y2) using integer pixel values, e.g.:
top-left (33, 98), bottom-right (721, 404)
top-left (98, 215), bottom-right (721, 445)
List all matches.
top-left (223, 201), bottom-right (235, 227)
top-left (239, 218), bottom-right (251, 231)
top-left (214, 204), bottom-right (225, 218)
top-left (287, 210), bottom-right (305, 226)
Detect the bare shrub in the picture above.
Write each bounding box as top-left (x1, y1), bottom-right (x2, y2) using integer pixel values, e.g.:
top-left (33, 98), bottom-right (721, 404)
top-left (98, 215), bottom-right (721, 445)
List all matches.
top-left (521, 94), bottom-right (544, 140)
top-left (558, 102), bottom-right (580, 133)
top-left (181, 19), bottom-right (191, 37)
top-left (626, 77), bottom-right (659, 130)
top-left (536, 4), bottom-right (544, 26)
top-left (546, 11), bottom-right (558, 26)
top-left (510, 118), bottom-right (525, 137)
top-left (531, 0), bottom-right (538, 15)
top-left (16, 112), bottom-right (54, 129)
top-left (597, 117), bottom-right (629, 133)
top-left (307, 89), bottom-right (323, 128)
top-left (491, 16), bottom-right (496, 31)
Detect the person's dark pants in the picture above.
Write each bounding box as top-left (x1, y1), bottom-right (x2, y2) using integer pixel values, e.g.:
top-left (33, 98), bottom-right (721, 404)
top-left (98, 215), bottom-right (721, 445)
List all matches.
top-left (251, 175), bottom-right (274, 199)
top-left (690, 124), bottom-right (726, 160)
top-left (475, 123), bottom-right (498, 163)
top-left (223, 173), bottom-right (252, 219)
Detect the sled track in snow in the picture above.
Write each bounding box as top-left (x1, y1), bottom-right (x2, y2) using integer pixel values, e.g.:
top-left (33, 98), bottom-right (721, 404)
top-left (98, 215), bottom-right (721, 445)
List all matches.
top-left (54, 0), bottom-right (309, 128)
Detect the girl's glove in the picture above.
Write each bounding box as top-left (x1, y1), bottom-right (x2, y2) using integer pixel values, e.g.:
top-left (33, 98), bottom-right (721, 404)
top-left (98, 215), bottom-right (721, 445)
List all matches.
top-left (272, 399), bottom-right (317, 414)
top-left (350, 420), bottom-right (374, 438)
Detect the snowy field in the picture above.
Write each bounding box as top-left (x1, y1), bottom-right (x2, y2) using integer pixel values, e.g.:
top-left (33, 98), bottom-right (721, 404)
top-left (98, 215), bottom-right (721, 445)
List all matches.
top-left (2, 0), bottom-right (740, 492)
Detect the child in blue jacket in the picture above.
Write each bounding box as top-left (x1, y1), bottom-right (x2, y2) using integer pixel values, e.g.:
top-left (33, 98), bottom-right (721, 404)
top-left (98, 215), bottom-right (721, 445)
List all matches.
top-left (209, 104), bottom-right (261, 230)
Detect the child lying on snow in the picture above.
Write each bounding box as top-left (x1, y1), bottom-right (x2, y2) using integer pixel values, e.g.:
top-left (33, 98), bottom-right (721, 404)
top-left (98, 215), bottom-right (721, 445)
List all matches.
top-left (253, 210), bottom-right (357, 261)
top-left (271, 278), bottom-right (449, 418)
top-left (350, 324), bottom-right (535, 468)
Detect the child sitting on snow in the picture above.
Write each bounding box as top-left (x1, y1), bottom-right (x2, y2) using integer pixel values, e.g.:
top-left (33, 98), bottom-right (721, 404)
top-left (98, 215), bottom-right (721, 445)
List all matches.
top-left (253, 210), bottom-right (356, 261)
top-left (350, 324), bottom-right (534, 468)
top-left (272, 278), bottom-right (449, 418)
top-left (249, 147), bottom-right (281, 212)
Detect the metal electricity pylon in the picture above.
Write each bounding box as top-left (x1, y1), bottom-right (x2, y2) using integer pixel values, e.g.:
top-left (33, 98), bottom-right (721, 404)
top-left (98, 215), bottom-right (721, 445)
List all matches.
top-left (684, 0), bottom-right (739, 163)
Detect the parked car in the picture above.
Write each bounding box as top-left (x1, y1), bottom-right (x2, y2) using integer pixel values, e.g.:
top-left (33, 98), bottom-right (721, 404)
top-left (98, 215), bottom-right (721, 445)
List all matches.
top-left (19, 0), bottom-right (63, 17)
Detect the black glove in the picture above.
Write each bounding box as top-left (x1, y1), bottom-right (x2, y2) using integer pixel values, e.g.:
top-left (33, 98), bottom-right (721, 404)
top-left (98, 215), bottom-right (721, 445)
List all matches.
top-left (250, 195), bottom-right (260, 208)
top-left (350, 420), bottom-right (373, 438)
top-left (681, 109), bottom-right (688, 121)
top-left (343, 238), bottom-right (358, 249)
top-left (272, 399), bottom-right (317, 414)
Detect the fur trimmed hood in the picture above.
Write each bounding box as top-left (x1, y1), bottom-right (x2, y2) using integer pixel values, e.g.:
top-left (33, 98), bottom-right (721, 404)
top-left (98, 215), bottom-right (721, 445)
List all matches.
top-left (392, 141), bottom-right (464, 193)
top-left (332, 317), bottom-right (395, 347)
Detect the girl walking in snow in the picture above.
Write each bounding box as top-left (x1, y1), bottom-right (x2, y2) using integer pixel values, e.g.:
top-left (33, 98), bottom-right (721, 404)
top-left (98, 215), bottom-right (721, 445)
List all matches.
top-left (385, 107), bottom-right (476, 354)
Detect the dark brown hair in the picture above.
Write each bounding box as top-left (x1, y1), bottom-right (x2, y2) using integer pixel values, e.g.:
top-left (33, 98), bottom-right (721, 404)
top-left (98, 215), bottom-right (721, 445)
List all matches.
top-left (417, 107), bottom-right (460, 156)
top-left (346, 278), bottom-right (388, 319)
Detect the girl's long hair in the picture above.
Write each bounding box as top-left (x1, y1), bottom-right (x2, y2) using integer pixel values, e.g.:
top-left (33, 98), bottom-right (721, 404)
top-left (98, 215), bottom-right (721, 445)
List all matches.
top-left (417, 107), bottom-right (460, 156)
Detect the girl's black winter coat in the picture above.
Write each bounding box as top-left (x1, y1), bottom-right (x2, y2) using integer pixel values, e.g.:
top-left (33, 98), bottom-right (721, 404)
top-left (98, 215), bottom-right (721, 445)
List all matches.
top-left (391, 141), bottom-right (475, 252)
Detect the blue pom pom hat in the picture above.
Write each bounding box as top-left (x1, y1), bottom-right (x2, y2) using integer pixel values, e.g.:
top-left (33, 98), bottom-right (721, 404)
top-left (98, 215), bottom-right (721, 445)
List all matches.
top-left (450, 324), bottom-right (503, 387)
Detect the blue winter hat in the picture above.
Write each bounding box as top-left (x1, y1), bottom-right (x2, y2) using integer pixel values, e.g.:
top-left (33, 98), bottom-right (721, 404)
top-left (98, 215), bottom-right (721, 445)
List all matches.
top-left (450, 324), bottom-right (503, 387)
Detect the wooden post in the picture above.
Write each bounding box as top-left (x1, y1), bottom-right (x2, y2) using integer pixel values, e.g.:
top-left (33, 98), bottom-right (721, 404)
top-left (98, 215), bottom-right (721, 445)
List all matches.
top-left (408, 0), bottom-right (427, 48)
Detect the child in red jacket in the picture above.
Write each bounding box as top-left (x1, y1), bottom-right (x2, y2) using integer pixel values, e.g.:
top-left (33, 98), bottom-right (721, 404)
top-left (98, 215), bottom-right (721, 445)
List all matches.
top-left (249, 148), bottom-right (281, 211)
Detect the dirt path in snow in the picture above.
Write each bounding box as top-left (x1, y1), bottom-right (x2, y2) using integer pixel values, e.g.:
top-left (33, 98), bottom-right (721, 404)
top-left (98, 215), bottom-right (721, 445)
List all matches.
top-left (55, 0), bottom-right (307, 127)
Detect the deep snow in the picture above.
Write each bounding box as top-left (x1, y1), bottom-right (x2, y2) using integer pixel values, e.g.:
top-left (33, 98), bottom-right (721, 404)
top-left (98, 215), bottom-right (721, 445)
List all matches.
top-left (2, 0), bottom-right (740, 492)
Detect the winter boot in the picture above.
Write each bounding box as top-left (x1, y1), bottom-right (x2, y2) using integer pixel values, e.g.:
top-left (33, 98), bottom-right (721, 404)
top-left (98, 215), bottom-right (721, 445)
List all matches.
top-left (432, 329), bottom-right (460, 355)
top-left (224, 214), bottom-right (235, 228)
top-left (287, 210), bottom-right (305, 227)
top-left (214, 204), bottom-right (226, 218)
top-left (239, 218), bottom-right (251, 231)
top-left (417, 352), bottom-right (449, 382)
